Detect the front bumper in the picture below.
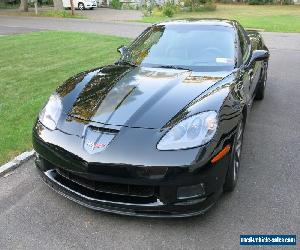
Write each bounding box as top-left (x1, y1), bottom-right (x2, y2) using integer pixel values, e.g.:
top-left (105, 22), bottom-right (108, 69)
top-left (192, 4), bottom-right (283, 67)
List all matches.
top-left (33, 122), bottom-right (232, 217)
top-left (36, 163), bottom-right (222, 217)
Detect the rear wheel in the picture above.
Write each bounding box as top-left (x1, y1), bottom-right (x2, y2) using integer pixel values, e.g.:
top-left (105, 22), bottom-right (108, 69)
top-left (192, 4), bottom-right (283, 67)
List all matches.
top-left (78, 2), bottom-right (85, 10)
top-left (255, 62), bottom-right (268, 100)
top-left (223, 119), bottom-right (245, 192)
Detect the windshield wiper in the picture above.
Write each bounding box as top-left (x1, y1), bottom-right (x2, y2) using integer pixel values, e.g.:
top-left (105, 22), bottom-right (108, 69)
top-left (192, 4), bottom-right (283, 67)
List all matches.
top-left (118, 60), bottom-right (137, 67)
top-left (157, 65), bottom-right (192, 71)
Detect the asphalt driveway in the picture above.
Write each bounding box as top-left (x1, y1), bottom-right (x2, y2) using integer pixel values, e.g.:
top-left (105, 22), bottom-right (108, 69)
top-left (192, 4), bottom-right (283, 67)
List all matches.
top-left (0, 18), bottom-right (299, 249)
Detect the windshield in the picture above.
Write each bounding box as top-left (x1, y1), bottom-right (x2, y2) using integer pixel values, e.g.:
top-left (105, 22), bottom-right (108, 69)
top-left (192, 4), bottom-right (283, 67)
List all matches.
top-left (121, 24), bottom-right (236, 71)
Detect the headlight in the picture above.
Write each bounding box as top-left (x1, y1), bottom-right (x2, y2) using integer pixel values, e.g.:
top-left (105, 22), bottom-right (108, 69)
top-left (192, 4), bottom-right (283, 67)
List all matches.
top-left (157, 111), bottom-right (218, 150)
top-left (39, 94), bottom-right (62, 130)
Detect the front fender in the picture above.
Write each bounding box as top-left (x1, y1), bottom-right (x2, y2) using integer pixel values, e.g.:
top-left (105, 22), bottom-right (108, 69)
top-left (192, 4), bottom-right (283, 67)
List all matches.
top-left (161, 72), bottom-right (247, 169)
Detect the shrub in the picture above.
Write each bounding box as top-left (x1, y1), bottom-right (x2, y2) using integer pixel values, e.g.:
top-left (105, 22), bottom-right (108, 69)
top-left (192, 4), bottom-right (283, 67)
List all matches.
top-left (193, 2), bottom-right (216, 11)
top-left (122, 3), bottom-right (138, 10)
top-left (162, 6), bottom-right (174, 17)
top-left (111, 0), bottom-right (122, 9)
top-left (162, 2), bottom-right (176, 17)
top-left (218, 0), bottom-right (235, 3)
top-left (142, 2), bottom-right (159, 17)
top-left (248, 0), bottom-right (264, 5)
top-left (142, 5), bottom-right (150, 17)
top-left (283, 0), bottom-right (294, 4)
top-left (183, 0), bottom-right (217, 12)
top-left (202, 2), bottom-right (216, 10)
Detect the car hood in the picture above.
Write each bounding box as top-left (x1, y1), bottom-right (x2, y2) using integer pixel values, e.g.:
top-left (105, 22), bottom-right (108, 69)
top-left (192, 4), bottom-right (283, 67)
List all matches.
top-left (57, 65), bottom-right (232, 129)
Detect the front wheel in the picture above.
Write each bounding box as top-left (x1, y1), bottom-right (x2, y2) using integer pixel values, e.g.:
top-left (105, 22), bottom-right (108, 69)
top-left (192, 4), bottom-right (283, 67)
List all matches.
top-left (78, 2), bottom-right (85, 10)
top-left (223, 119), bottom-right (245, 192)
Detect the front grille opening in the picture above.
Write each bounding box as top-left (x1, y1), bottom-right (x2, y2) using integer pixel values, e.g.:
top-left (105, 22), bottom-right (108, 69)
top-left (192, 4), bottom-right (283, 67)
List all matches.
top-left (55, 168), bottom-right (158, 204)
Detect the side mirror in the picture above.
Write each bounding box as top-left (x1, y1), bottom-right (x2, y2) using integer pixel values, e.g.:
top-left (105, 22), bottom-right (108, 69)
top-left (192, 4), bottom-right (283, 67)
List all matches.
top-left (117, 45), bottom-right (127, 56)
top-left (249, 50), bottom-right (270, 64)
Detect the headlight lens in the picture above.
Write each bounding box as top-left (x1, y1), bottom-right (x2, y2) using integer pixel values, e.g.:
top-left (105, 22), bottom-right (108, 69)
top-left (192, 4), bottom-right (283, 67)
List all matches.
top-left (157, 111), bottom-right (218, 150)
top-left (39, 94), bottom-right (62, 130)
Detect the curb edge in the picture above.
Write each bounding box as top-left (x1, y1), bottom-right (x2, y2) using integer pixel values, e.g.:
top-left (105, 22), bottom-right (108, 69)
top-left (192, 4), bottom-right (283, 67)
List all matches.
top-left (0, 150), bottom-right (35, 177)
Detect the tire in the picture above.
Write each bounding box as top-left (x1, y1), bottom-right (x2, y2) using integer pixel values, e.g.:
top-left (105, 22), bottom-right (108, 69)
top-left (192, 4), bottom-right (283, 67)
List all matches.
top-left (78, 2), bottom-right (85, 10)
top-left (255, 61), bottom-right (268, 101)
top-left (223, 119), bottom-right (245, 192)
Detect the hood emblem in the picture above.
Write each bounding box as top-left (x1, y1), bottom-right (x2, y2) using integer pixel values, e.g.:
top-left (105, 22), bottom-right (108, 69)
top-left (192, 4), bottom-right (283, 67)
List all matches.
top-left (86, 140), bottom-right (106, 150)
top-left (83, 126), bottom-right (116, 154)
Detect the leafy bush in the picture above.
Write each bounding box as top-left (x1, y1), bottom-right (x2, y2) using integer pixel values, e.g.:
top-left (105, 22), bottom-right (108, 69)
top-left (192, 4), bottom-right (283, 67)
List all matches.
top-left (248, 0), bottom-right (264, 5)
top-left (194, 2), bottom-right (216, 11)
top-left (163, 7), bottom-right (174, 17)
top-left (283, 0), bottom-right (294, 4)
top-left (204, 1), bottom-right (216, 10)
top-left (122, 2), bottom-right (139, 10)
top-left (218, 0), bottom-right (235, 3)
top-left (149, 6), bottom-right (163, 16)
top-left (183, 0), bottom-right (216, 12)
top-left (142, 3), bottom-right (158, 17)
top-left (162, 1), bottom-right (177, 17)
top-left (111, 0), bottom-right (122, 9)
top-left (0, 2), bottom-right (19, 8)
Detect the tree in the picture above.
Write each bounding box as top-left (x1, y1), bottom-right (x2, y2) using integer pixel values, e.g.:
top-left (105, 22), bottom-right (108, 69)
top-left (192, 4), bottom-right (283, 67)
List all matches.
top-left (53, 0), bottom-right (64, 10)
top-left (19, 0), bottom-right (28, 12)
top-left (70, 0), bottom-right (75, 15)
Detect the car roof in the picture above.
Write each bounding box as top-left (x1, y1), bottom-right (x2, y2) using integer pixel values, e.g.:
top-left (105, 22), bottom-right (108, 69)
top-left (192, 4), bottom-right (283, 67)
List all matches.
top-left (156, 19), bottom-right (236, 28)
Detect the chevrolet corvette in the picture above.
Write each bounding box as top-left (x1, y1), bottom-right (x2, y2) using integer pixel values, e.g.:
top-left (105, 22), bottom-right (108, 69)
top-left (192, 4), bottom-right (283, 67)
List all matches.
top-left (33, 19), bottom-right (269, 217)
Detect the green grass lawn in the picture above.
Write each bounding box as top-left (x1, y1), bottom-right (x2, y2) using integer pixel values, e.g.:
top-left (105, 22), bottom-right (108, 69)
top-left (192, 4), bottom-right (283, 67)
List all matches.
top-left (0, 31), bottom-right (130, 164)
top-left (139, 4), bottom-right (300, 32)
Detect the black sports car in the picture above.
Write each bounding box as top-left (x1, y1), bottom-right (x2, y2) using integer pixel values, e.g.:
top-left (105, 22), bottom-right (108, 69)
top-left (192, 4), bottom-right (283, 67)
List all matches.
top-left (33, 19), bottom-right (269, 217)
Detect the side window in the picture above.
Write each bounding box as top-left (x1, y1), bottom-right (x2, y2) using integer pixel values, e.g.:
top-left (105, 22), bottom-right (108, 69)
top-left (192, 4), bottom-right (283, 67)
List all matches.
top-left (237, 25), bottom-right (250, 63)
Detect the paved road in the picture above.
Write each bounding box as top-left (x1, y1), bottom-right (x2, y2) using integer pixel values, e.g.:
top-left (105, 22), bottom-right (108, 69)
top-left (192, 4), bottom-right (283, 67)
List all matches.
top-left (1, 15), bottom-right (300, 49)
top-left (0, 25), bottom-right (44, 35)
top-left (0, 15), bottom-right (148, 37)
top-left (83, 8), bottom-right (143, 21)
top-left (0, 16), bottom-right (300, 249)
